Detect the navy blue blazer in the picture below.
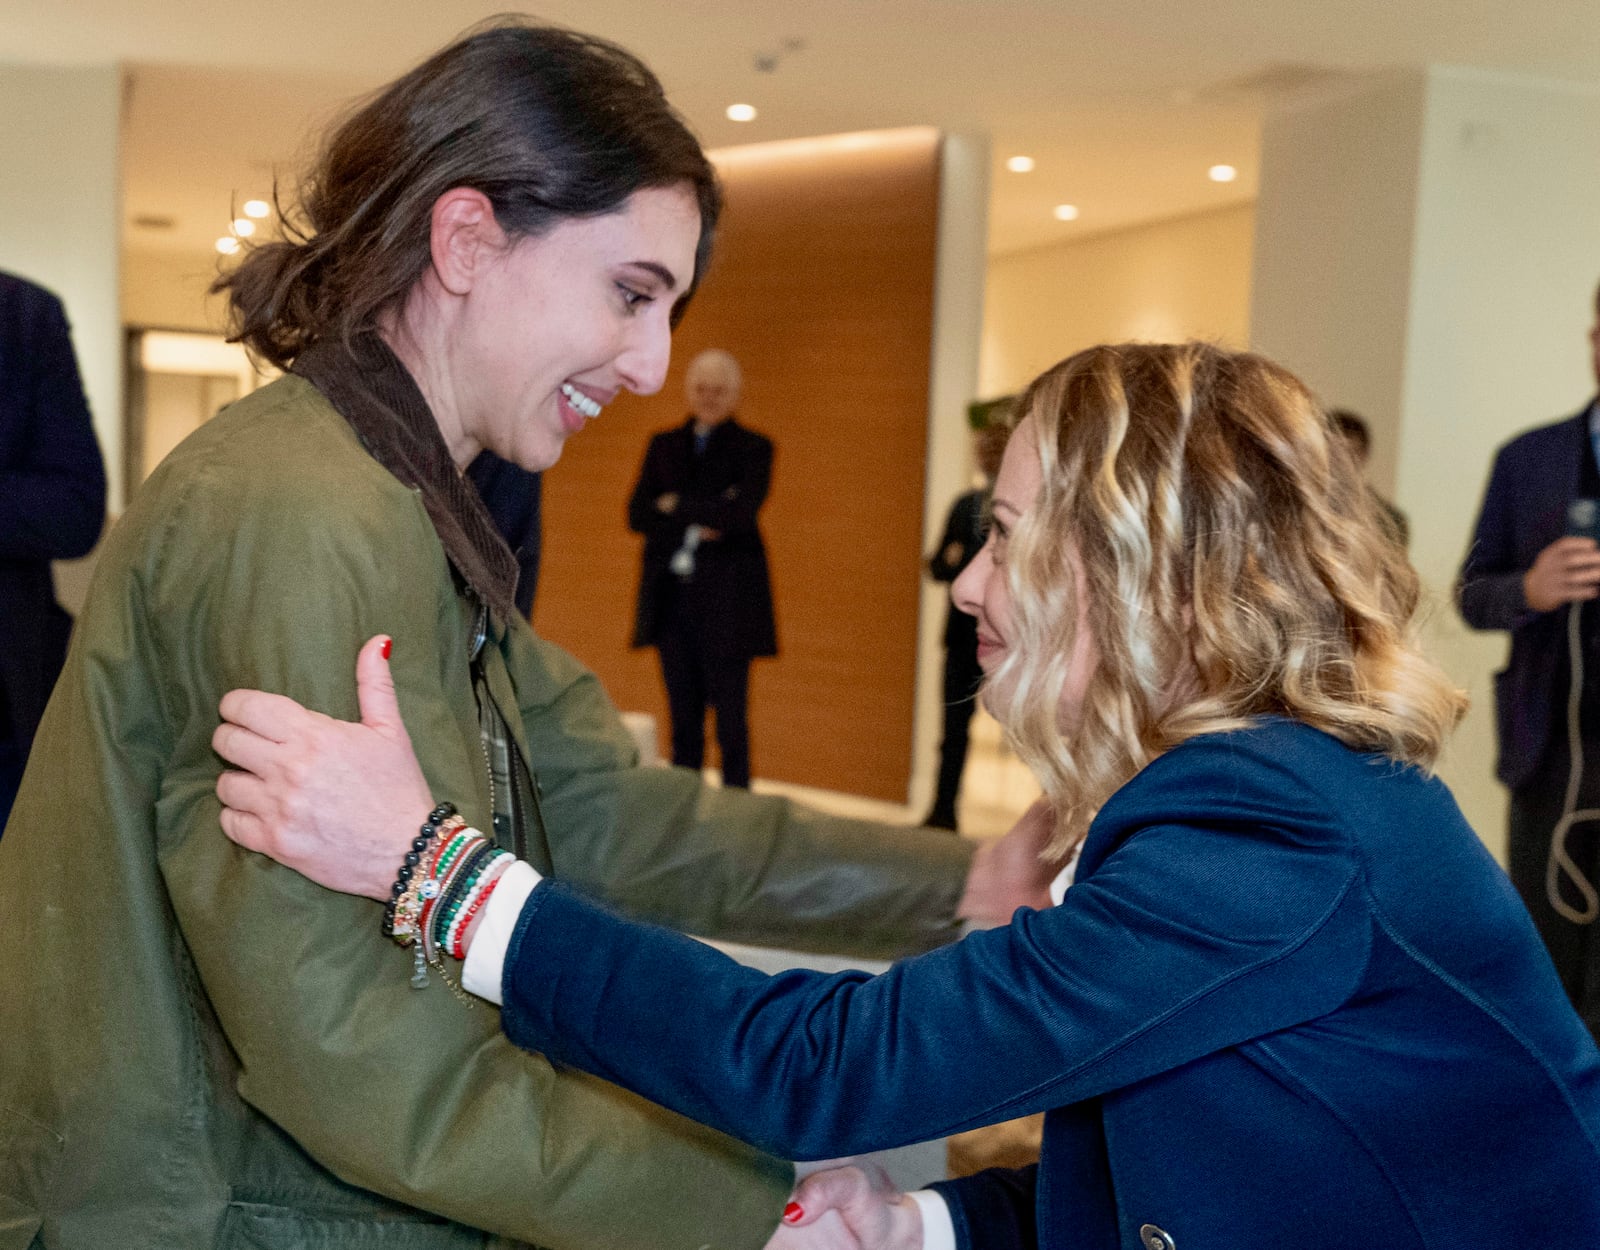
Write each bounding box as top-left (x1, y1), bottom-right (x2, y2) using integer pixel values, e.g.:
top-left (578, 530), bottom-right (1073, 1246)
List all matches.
top-left (1456, 408), bottom-right (1593, 788)
top-left (501, 721), bottom-right (1600, 1250)
top-left (0, 272), bottom-right (105, 757)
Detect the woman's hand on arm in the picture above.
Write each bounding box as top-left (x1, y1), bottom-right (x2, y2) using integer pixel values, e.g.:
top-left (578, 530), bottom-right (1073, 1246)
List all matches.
top-left (766, 1167), bottom-right (925, 1250)
top-left (213, 633), bottom-right (435, 900)
top-left (956, 796), bottom-right (1063, 924)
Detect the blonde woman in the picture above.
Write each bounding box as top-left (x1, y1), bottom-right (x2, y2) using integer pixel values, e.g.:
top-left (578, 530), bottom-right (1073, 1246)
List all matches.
top-left (217, 342), bottom-right (1600, 1250)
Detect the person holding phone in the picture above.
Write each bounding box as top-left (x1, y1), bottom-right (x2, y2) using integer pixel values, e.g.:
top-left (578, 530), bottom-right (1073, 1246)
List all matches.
top-left (1457, 277), bottom-right (1600, 1042)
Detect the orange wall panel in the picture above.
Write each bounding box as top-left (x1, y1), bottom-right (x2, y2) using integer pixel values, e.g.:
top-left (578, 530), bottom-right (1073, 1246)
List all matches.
top-left (536, 129), bottom-right (941, 801)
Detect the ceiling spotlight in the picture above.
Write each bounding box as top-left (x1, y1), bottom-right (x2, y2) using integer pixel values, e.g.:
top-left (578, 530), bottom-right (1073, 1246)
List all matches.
top-left (233, 218), bottom-right (256, 237)
top-left (1208, 164), bottom-right (1238, 183)
top-left (1006, 156), bottom-right (1035, 173)
top-left (1053, 204), bottom-right (1080, 221)
top-left (726, 103), bottom-right (757, 122)
top-left (242, 199), bottom-right (271, 219)
top-left (215, 236), bottom-right (241, 256)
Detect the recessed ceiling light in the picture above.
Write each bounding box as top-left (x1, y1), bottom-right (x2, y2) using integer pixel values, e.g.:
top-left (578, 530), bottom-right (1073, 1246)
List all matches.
top-left (1006, 155), bottom-right (1035, 173)
top-left (726, 103), bottom-right (757, 122)
top-left (1053, 204), bottom-right (1080, 221)
top-left (1209, 164), bottom-right (1238, 183)
top-left (215, 236), bottom-right (241, 255)
top-left (233, 218), bottom-right (256, 237)
top-left (242, 199), bottom-right (271, 219)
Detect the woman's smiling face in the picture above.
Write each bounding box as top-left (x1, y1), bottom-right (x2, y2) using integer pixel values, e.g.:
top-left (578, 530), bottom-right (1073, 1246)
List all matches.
top-left (449, 182), bottom-right (702, 472)
top-left (952, 416), bottom-right (1096, 730)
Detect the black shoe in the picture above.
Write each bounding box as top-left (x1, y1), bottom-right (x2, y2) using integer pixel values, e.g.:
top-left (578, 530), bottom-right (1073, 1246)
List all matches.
top-left (922, 807), bottom-right (958, 832)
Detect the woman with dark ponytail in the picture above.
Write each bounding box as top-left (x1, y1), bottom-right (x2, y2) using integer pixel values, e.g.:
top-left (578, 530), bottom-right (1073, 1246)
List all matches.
top-left (0, 22), bottom-right (1037, 1249)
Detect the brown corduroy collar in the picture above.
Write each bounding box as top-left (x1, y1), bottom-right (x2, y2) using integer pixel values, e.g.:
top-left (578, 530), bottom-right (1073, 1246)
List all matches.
top-left (292, 333), bottom-right (519, 622)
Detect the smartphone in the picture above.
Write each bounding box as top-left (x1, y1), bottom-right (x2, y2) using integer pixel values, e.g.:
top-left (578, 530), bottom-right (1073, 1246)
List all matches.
top-left (1566, 498), bottom-right (1600, 543)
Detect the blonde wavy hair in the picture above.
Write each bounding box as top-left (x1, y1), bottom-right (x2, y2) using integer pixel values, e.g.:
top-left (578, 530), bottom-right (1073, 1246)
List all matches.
top-left (988, 342), bottom-right (1467, 854)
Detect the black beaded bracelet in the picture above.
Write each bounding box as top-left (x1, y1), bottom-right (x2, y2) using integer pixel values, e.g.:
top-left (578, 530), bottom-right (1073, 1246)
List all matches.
top-left (382, 801), bottom-right (457, 938)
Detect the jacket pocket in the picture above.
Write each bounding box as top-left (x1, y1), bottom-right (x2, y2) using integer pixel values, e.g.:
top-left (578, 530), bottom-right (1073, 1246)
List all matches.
top-left (0, 1105), bottom-right (63, 1250)
top-left (218, 1201), bottom-right (495, 1249)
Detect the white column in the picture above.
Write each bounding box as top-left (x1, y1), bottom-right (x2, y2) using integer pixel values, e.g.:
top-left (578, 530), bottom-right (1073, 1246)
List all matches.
top-left (0, 62), bottom-right (123, 511)
top-left (913, 131), bottom-right (989, 811)
top-left (1250, 67), bottom-right (1600, 859)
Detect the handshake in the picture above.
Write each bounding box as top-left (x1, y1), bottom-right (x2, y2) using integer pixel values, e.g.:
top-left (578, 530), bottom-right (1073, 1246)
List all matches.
top-left (765, 1164), bottom-right (928, 1250)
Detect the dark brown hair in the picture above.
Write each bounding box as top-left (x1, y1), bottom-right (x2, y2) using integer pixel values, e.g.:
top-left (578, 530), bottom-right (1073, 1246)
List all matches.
top-left (216, 19), bottom-right (721, 368)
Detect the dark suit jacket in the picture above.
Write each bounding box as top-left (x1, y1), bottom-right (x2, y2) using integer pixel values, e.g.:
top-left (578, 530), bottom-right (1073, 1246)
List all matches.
top-left (500, 720), bottom-right (1600, 1250)
top-left (467, 451), bottom-right (541, 619)
top-left (627, 416), bottom-right (776, 658)
top-left (929, 487), bottom-right (986, 649)
top-left (0, 272), bottom-right (105, 755)
top-left (1456, 407), bottom-right (1592, 788)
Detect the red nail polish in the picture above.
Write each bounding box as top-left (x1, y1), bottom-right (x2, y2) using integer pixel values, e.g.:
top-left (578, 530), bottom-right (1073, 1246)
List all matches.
top-left (380, 637), bottom-right (393, 660)
top-left (783, 1202), bottom-right (803, 1224)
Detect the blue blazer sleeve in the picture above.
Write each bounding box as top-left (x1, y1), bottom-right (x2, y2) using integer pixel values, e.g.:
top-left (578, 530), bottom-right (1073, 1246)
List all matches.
top-left (928, 1166), bottom-right (1038, 1250)
top-left (498, 743), bottom-right (1367, 1162)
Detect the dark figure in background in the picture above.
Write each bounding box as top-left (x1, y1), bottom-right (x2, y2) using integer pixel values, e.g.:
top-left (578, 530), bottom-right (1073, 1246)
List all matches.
top-left (1330, 408), bottom-right (1408, 546)
top-left (468, 452), bottom-right (541, 618)
top-left (629, 348), bottom-right (775, 788)
top-left (923, 421), bottom-right (1011, 831)
top-left (0, 271), bottom-right (106, 830)
top-left (1457, 279), bottom-right (1600, 1042)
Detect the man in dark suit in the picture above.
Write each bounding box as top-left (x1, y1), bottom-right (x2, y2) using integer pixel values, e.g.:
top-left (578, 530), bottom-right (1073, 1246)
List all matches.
top-left (923, 421), bottom-right (1010, 831)
top-left (1457, 279), bottom-right (1600, 1039)
top-left (628, 349), bottom-right (775, 788)
top-left (0, 271), bottom-right (106, 830)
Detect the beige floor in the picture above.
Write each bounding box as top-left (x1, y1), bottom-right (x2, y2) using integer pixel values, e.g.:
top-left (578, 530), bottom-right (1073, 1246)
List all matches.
top-left (750, 706), bottom-right (1042, 839)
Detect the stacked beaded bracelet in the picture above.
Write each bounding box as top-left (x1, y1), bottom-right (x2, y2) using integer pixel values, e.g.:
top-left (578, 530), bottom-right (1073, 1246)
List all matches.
top-left (384, 801), bottom-right (458, 943)
top-left (446, 854), bottom-right (511, 959)
top-left (382, 801), bottom-right (514, 992)
top-left (428, 838), bottom-right (514, 960)
top-left (391, 817), bottom-right (467, 950)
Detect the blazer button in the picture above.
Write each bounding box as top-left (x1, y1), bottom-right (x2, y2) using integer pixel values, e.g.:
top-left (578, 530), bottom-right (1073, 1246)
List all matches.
top-left (1140, 1225), bottom-right (1176, 1250)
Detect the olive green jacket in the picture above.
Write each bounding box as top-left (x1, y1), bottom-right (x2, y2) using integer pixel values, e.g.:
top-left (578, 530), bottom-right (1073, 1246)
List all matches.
top-left (0, 366), bottom-right (973, 1250)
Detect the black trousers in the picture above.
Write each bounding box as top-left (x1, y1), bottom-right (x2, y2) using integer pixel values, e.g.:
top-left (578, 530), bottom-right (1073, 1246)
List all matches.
top-left (656, 603), bottom-right (753, 789)
top-left (1508, 738), bottom-right (1600, 1043)
top-left (927, 634), bottom-right (983, 828)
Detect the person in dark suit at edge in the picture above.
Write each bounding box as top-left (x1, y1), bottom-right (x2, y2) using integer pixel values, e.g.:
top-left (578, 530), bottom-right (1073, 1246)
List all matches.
top-left (923, 419), bottom-right (1011, 831)
top-left (468, 453), bottom-right (542, 619)
top-left (1457, 278), bottom-right (1600, 1041)
top-left (0, 270), bottom-right (106, 831)
top-left (628, 348), bottom-right (775, 788)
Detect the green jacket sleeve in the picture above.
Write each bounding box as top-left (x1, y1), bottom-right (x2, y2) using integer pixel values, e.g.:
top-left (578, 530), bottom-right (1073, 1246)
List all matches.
top-left (502, 624), bottom-right (976, 960)
top-left (146, 417), bottom-right (792, 1249)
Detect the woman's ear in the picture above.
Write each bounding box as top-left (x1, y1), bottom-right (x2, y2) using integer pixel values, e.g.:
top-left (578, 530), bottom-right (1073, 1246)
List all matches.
top-left (428, 188), bottom-right (506, 296)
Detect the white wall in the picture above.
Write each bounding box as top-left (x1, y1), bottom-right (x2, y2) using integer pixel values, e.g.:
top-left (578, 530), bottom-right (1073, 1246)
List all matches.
top-left (1399, 70), bottom-right (1600, 857)
top-left (981, 204), bottom-right (1255, 398)
top-left (123, 246), bottom-right (232, 333)
top-left (911, 132), bottom-right (991, 813)
top-left (1251, 66), bottom-right (1600, 860)
top-left (1250, 73), bottom-right (1428, 498)
top-left (0, 62), bottom-right (122, 510)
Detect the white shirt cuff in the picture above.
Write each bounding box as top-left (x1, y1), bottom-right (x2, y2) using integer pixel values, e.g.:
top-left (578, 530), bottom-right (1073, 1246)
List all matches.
top-left (1048, 845), bottom-right (1082, 907)
top-left (908, 1190), bottom-right (956, 1250)
top-left (460, 860), bottom-right (542, 1004)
